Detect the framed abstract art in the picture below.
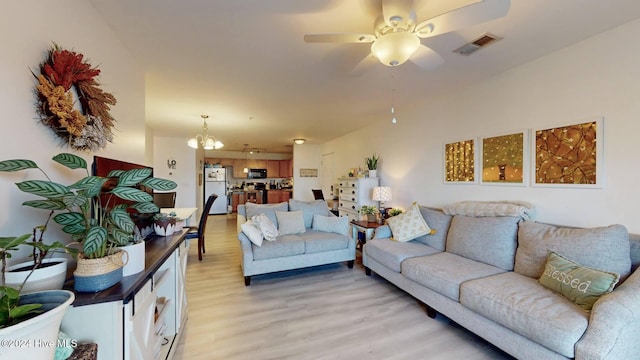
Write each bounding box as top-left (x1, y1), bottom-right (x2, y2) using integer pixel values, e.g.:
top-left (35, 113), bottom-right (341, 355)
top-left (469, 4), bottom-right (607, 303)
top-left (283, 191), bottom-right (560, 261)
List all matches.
top-left (532, 118), bottom-right (603, 188)
top-left (444, 139), bottom-right (476, 183)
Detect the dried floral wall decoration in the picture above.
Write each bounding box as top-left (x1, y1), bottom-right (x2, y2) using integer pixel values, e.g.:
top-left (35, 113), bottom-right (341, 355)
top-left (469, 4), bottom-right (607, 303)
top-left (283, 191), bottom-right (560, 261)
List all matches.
top-left (33, 43), bottom-right (117, 151)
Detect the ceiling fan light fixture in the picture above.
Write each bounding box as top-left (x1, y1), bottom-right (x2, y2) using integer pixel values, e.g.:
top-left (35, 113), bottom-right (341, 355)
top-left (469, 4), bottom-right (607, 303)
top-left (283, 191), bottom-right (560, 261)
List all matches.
top-left (371, 32), bottom-right (420, 66)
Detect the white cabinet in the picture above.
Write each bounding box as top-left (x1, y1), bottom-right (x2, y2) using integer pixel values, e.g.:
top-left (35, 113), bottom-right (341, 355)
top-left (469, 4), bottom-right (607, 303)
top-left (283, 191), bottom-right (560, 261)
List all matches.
top-left (337, 177), bottom-right (379, 222)
top-left (61, 235), bottom-right (189, 360)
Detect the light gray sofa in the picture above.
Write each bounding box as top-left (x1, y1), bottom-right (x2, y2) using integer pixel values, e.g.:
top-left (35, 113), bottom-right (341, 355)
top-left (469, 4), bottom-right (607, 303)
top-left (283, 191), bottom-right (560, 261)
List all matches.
top-left (237, 200), bottom-right (356, 286)
top-left (363, 205), bottom-right (640, 360)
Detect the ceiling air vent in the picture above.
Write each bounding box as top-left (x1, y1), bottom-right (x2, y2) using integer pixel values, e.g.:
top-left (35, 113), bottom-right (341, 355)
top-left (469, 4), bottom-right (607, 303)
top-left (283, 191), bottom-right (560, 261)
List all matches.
top-left (453, 33), bottom-right (502, 56)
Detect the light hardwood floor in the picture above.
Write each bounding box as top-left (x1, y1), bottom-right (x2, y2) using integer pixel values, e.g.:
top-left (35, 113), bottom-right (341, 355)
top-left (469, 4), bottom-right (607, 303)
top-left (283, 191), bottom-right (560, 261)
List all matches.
top-left (173, 215), bottom-right (514, 360)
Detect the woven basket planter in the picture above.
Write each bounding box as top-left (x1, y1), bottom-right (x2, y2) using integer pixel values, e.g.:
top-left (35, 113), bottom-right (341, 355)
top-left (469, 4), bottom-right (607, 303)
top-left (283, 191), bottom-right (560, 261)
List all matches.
top-left (73, 250), bottom-right (128, 293)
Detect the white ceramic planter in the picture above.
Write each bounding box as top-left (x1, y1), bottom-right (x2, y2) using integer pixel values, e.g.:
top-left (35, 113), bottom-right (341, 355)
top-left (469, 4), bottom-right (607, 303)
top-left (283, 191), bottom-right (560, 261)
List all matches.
top-left (120, 241), bottom-right (145, 277)
top-left (0, 290), bottom-right (74, 359)
top-left (154, 219), bottom-right (176, 236)
top-left (368, 169), bottom-right (377, 178)
top-left (5, 258), bottom-right (68, 294)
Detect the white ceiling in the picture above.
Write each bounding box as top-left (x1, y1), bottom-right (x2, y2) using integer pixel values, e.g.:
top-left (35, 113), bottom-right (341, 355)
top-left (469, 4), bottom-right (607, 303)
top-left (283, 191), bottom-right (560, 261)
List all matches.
top-left (89, 0), bottom-right (640, 153)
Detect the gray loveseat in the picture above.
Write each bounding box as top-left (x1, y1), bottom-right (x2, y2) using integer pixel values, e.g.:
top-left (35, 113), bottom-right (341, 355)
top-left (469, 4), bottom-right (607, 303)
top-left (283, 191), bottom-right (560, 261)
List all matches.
top-left (237, 200), bottom-right (356, 285)
top-left (363, 203), bottom-right (640, 360)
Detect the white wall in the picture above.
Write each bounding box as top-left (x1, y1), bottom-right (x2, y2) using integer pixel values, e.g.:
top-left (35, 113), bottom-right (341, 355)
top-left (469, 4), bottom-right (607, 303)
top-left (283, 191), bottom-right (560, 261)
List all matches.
top-left (324, 18), bottom-right (640, 233)
top-left (0, 1), bottom-right (145, 261)
top-left (152, 137), bottom-right (199, 209)
top-left (292, 143), bottom-right (322, 201)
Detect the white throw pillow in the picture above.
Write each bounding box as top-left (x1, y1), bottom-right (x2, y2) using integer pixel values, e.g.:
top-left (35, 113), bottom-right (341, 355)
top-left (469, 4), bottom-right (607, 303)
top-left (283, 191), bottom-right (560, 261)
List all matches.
top-left (241, 220), bottom-right (263, 247)
top-left (276, 210), bottom-right (306, 235)
top-left (252, 213), bottom-right (279, 241)
top-left (312, 214), bottom-right (349, 236)
top-left (386, 202), bottom-right (434, 242)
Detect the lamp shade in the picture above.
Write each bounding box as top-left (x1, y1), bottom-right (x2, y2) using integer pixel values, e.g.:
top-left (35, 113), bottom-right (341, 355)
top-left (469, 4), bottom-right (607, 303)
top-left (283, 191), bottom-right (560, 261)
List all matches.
top-left (371, 32), bottom-right (420, 66)
top-left (372, 186), bottom-right (392, 202)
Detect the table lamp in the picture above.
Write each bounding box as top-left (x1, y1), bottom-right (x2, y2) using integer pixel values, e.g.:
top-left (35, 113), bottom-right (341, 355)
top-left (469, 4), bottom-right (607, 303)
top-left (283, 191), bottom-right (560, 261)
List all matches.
top-left (372, 186), bottom-right (392, 219)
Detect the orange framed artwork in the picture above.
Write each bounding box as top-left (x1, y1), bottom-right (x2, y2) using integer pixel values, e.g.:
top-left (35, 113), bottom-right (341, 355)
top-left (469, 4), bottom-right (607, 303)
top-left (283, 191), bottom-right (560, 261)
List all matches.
top-left (533, 118), bottom-right (603, 188)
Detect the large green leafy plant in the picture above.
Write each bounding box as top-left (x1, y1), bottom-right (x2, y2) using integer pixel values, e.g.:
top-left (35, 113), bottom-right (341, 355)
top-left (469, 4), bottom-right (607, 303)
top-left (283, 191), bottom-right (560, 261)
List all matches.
top-left (0, 153), bottom-right (177, 259)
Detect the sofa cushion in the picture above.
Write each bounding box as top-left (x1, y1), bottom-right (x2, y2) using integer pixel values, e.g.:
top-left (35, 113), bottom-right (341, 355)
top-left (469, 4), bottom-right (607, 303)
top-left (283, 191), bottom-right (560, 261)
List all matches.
top-left (386, 203), bottom-right (433, 242)
top-left (276, 210), bottom-right (306, 235)
top-left (246, 202), bottom-right (288, 227)
top-left (299, 230), bottom-right (350, 254)
top-left (515, 222), bottom-right (631, 279)
top-left (413, 207), bottom-right (452, 250)
top-left (539, 251), bottom-right (620, 311)
top-left (364, 238), bottom-right (440, 273)
top-left (252, 234), bottom-right (305, 260)
top-left (446, 215), bottom-right (520, 271)
top-left (460, 272), bottom-right (589, 358)
top-left (312, 214), bottom-right (349, 236)
top-left (241, 220), bottom-right (263, 247)
top-left (402, 252), bottom-right (505, 301)
top-left (251, 213), bottom-right (279, 241)
top-left (289, 199), bottom-right (329, 228)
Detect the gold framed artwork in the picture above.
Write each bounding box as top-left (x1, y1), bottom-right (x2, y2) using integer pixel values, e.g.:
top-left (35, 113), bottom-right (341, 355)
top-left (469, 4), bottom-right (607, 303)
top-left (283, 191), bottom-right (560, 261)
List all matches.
top-left (532, 118), bottom-right (603, 188)
top-left (299, 168), bottom-right (318, 177)
top-left (480, 130), bottom-right (528, 186)
top-left (444, 139), bottom-right (476, 183)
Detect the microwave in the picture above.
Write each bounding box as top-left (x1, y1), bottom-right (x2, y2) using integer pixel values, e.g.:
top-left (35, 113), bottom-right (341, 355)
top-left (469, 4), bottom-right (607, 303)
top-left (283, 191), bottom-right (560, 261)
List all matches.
top-left (247, 168), bottom-right (267, 179)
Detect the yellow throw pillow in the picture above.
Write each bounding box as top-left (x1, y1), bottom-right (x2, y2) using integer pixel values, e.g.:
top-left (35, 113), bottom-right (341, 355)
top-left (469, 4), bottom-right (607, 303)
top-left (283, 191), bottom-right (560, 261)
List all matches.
top-left (539, 251), bottom-right (620, 311)
top-left (386, 202), bottom-right (435, 242)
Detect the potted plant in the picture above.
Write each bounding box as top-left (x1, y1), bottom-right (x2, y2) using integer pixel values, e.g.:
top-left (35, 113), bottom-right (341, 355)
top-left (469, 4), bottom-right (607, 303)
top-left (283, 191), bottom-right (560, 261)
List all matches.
top-left (4, 221), bottom-right (76, 293)
top-left (0, 234), bottom-right (75, 359)
top-left (360, 205), bottom-right (378, 222)
top-left (365, 154), bottom-right (379, 178)
top-left (153, 212), bottom-right (177, 237)
top-left (388, 208), bottom-right (404, 217)
top-left (0, 153), bottom-right (177, 292)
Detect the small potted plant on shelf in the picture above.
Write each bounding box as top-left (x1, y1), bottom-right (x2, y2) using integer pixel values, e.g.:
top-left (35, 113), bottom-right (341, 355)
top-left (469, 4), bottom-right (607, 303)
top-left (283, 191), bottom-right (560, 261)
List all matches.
top-left (0, 233), bottom-right (76, 359)
top-left (360, 205), bottom-right (378, 223)
top-left (153, 213), bottom-right (177, 237)
top-left (0, 153), bottom-right (177, 292)
top-left (388, 208), bottom-right (404, 217)
top-left (365, 154), bottom-right (379, 178)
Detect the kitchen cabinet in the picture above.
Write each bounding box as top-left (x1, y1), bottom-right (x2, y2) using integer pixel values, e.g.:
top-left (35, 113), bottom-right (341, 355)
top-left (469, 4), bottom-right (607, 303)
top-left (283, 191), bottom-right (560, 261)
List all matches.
top-left (338, 177), bottom-right (379, 223)
top-left (205, 158), bottom-right (293, 179)
top-left (232, 159), bottom-right (246, 179)
top-left (231, 192), bottom-right (246, 212)
top-left (279, 159), bottom-right (293, 178)
top-left (267, 190), bottom-right (291, 204)
top-left (266, 160), bottom-right (280, 178)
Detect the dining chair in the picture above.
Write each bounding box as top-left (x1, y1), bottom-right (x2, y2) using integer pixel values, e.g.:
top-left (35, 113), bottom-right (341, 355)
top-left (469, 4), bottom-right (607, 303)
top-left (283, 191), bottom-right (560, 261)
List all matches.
top-left (153, 191), bottom-right (176, 208)
top-left (186, 194), bottom-right (217, 261)
top-left (312, 189), bottom-right (325, 200)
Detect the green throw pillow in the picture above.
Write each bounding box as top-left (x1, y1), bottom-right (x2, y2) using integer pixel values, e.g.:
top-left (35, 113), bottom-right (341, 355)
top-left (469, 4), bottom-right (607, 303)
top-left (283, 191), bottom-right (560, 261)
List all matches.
top-left (539, 251), bottom-right (620, 311)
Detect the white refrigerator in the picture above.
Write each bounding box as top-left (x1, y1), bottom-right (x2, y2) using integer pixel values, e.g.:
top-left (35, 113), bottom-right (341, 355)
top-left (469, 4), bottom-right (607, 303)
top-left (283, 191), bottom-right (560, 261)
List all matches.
top-left (204, 167), bottom-right (228, 215)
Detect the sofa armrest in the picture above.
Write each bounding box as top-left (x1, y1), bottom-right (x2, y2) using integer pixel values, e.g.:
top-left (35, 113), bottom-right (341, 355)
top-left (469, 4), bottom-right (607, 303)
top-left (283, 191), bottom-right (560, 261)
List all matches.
top-left (373, 225), bottom-right (392, 239)
top-left (237, 231), bottom-right (254, 272)
top-left (575, 268), bottom-right (640, 359)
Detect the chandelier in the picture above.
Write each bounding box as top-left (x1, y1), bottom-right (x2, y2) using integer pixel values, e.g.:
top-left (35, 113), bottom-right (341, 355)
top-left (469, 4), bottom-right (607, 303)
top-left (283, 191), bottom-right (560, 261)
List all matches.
top-left (187, 115), bottom-right (223, 150)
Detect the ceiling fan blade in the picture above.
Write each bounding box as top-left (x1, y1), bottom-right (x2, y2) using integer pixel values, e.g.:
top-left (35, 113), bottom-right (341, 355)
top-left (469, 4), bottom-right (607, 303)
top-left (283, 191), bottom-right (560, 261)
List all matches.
top-left (382, 0), bottom-right (415, 27)
top-left (304, 33), bottom-right (376, 43)
top-left (414, 0), bottom-right (510, 38)
top-left (410, 45), bottom-right (444, 70)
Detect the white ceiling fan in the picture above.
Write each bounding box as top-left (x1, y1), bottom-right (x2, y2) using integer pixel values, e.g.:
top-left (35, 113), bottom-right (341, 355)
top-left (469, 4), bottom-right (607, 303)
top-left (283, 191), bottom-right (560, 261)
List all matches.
top-left (304, 0), bottom-right (510, 70)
